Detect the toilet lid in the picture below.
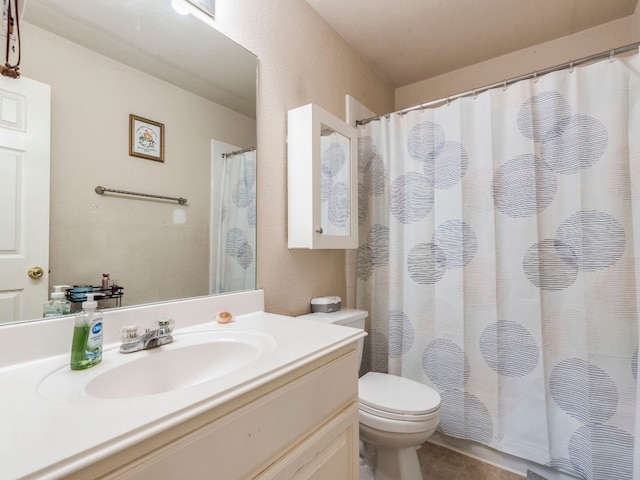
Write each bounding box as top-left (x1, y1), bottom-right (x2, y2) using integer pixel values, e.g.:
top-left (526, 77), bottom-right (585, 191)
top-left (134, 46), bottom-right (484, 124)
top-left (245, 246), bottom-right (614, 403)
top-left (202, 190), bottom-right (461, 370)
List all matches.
top-left (359, 372), bottom-right (441, 416)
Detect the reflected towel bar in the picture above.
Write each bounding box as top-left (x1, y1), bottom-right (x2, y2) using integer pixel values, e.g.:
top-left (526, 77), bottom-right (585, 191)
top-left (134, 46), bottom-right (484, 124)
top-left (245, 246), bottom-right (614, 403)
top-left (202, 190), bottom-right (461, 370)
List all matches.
top-left (222, 146), bottom-right (256, 158)
top-left (95, 186), bottom-right (188, 205)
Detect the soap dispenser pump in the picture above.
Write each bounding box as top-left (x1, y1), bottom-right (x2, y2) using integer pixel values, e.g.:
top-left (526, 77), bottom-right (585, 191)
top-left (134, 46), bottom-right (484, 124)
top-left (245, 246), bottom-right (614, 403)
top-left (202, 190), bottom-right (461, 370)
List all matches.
top-left (70, 293), bottom-right (103, 370)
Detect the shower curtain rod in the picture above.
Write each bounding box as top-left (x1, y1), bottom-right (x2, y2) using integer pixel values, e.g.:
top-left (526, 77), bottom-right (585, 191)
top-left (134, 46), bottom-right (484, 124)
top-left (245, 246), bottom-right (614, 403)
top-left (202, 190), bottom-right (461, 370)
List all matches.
top-left (357, 41), bottom-right (640, 126)
top-left (221, 146), bottom-right (256, 158)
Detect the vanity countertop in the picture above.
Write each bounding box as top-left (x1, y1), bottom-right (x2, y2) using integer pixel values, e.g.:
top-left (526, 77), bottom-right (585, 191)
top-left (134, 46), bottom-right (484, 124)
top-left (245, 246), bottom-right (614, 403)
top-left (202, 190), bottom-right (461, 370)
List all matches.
top-left (0, 294), bottom-right (364, 480)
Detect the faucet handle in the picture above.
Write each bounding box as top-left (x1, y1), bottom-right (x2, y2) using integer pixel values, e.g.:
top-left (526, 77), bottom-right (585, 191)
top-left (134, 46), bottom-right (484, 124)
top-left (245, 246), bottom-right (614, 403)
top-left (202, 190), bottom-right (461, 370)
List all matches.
top-left (120, 325), bottom-right (143, 344)
top-left (156, 318), bottom-right (174, 334)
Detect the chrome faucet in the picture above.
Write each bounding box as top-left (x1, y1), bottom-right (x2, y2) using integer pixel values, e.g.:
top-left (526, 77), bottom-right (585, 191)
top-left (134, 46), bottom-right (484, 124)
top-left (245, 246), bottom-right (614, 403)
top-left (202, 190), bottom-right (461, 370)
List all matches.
top-left (120, 319), bottom-right (174, 353)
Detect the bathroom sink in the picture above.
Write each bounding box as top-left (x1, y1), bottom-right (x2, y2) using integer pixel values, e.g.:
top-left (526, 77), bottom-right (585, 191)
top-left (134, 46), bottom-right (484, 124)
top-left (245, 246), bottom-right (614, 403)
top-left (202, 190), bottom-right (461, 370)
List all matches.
top-left (38, 329), bottom-right (276, 401)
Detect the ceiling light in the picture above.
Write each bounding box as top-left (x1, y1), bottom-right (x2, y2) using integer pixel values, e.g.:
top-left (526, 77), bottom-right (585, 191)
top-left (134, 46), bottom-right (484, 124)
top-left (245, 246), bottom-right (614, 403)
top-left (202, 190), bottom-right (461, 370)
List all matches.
top-left (170, 0), bottom-right (215, 28)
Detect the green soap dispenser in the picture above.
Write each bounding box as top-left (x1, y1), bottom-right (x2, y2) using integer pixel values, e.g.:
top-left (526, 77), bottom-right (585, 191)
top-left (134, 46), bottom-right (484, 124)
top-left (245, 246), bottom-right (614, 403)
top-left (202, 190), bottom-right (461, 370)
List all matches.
top-left (70, 293), bottom-right (103, 370)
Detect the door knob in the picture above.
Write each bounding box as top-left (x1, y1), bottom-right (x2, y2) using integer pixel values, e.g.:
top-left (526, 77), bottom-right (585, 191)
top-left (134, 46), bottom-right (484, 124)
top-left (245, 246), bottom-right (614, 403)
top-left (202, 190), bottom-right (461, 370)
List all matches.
top-left (28, 266), bottom-right (44, 280)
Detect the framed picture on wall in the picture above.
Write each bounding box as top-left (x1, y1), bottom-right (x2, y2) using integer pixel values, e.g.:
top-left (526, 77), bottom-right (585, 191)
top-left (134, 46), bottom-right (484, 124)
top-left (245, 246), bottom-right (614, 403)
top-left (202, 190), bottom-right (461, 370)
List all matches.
top-left (129, 114), bottom-right (164, 162)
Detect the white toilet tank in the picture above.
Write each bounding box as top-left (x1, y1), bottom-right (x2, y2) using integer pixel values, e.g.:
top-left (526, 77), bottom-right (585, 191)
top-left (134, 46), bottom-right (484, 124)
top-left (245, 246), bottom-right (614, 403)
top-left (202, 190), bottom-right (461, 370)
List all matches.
top-left (297, 309), bottom-right (368, 368)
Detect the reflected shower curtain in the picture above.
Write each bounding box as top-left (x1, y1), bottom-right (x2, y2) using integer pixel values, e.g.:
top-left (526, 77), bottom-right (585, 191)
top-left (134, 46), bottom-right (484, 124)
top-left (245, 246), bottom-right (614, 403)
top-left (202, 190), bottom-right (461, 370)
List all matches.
top-left (357, 54), bottom-right (640, 479)
top-left (215, 149), bottom-right (256, 293)
top-left (321, 130), bottom-right (352, 236)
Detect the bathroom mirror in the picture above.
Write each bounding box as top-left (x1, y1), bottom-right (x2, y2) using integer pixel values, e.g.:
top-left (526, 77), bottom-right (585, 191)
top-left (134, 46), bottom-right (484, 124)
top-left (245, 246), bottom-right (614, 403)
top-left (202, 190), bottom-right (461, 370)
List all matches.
top-left (2, 0), bottom-right (257, 325)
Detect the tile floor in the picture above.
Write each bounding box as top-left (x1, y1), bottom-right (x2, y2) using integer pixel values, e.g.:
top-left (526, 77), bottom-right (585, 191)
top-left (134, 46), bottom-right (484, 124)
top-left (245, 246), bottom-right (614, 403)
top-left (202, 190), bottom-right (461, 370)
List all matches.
top-left (417, 442), bottom-right (526, 480)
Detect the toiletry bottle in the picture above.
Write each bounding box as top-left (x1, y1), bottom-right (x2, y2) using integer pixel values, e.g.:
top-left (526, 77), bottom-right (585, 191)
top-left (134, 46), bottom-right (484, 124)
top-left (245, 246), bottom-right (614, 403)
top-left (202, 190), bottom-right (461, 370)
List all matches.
top-left (70, 293), bottom-right (103, 370)
top-left (51, 285), bottom-right (71, 315)
top-left (43, 285), bottom-right (71, 317)
top-left (101, 273), bottom-right (110, 291)
top-left (43, 299), bottom-right (56, 317)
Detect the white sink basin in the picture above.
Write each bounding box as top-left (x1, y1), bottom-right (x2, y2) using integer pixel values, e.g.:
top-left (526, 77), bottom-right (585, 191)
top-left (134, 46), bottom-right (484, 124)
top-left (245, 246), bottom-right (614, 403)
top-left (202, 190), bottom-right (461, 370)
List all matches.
top-left (38, 329), bottom-right (276, 401)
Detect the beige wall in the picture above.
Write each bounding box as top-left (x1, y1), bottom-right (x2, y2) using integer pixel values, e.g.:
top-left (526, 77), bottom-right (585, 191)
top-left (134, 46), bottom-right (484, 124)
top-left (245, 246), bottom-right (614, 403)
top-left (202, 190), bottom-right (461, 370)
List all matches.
top-left (22, 23), bottom-right (256, 310)
top-left (396, 16), bottom-right (637, 109)
top-left (212, 0), bottom-right (395, 316)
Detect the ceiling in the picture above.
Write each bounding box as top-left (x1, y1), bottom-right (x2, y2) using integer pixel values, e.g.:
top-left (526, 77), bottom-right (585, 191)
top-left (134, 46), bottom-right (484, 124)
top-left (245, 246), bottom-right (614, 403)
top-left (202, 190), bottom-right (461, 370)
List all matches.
top-left (307, 0), bottom-right (639, 88)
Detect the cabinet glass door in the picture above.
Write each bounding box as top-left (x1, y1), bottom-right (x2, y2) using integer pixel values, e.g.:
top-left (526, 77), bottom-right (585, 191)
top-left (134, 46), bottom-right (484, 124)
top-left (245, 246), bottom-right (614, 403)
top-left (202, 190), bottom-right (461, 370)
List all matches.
top-left (320, 125), bottom-right (351, 238)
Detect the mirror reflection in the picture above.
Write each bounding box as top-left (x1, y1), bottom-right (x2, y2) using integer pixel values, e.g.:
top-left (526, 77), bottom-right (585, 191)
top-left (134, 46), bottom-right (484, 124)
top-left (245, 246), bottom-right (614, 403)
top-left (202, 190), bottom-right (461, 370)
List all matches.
top-left (1, 0), bottom-right (257, 325)
top-left (320, 124), bottom-right (351, 237)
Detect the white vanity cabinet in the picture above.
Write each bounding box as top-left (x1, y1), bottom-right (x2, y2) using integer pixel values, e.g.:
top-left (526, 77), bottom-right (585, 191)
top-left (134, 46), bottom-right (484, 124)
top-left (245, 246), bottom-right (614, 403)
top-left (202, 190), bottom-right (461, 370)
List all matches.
top-left (287, 103), bottom-right (358, 249)
top-left (61, 345), bottom-right (360, 480)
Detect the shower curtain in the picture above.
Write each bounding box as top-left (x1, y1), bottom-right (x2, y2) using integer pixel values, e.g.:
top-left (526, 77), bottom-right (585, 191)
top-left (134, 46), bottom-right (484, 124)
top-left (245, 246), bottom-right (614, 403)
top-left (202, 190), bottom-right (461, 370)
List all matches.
top-left (356, 54), bottom-right (640, 479)
top-left (214, 149), bottom-right (256, 293)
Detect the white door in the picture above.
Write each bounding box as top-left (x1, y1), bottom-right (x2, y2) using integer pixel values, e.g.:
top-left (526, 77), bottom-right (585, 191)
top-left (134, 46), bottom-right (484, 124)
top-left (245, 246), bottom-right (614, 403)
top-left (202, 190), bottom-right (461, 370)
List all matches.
top-left (0, 76), bottom-right (51, 324)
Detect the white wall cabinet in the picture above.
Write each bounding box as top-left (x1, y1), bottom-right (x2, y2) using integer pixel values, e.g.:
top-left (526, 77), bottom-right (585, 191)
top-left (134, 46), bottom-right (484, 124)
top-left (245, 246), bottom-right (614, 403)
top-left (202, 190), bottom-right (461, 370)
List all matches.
top-left (62, 345), bottom-right (360, 480)
top-left (287, 104), bottom-right (358, 249)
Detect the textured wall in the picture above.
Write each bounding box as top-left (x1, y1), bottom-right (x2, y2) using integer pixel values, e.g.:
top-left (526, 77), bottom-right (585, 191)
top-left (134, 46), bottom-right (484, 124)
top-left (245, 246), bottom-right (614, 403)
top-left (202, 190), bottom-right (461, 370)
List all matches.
top-left (213, 0), bottom-right (395, 316)
top-left (395, 16), bottom-right (637, 110)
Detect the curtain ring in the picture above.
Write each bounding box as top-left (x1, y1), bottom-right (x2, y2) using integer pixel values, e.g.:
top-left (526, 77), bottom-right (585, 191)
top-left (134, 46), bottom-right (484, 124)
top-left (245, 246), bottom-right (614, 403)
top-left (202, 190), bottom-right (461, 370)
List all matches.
top-left (533, 71), bottom-right (538, 83)
top-left (610, 48), bottom-right (615, 62)
top-left (446, 96), bottom-right (450, 106)
top-left (569, 61), bottom-right (574, 73)
top-left (472, 89), bottom-right (477, 100)
top-left (502, 79), bottom-right (507, 91)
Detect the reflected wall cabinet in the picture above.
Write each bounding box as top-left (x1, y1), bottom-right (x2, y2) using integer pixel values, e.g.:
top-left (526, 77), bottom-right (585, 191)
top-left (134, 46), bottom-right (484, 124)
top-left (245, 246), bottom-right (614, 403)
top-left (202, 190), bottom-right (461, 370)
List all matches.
top-left (287, 103), bottom-right (358, 249)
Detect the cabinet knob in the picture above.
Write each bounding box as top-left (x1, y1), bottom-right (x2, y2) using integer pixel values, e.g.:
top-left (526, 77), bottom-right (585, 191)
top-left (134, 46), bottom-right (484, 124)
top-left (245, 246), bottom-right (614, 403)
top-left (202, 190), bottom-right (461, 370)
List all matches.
top-left (315, 227), bottom-right (323, 234)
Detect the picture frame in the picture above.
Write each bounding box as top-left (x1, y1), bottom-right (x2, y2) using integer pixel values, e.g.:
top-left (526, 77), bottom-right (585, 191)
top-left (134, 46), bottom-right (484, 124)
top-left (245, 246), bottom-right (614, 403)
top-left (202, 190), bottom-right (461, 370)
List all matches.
top-left (129, 114), bottom-right (164, 162)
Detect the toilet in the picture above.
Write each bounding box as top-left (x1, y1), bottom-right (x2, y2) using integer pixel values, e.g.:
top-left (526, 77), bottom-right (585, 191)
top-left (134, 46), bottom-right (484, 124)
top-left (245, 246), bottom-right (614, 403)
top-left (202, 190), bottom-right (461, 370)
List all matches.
top-left (297, 309), bottom-right (441, 480)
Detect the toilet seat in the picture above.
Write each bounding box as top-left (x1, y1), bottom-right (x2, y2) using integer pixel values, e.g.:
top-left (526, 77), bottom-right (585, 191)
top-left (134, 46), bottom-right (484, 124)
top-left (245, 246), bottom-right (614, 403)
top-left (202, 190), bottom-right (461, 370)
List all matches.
top-left (358, 372), bottom-right (441, 420)
top-left (361, 402), bottom-right (438, 422)
top-left (359, 408), bottom-right (440, 434)
top-left (358, 373), bottom-right (441, 434)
